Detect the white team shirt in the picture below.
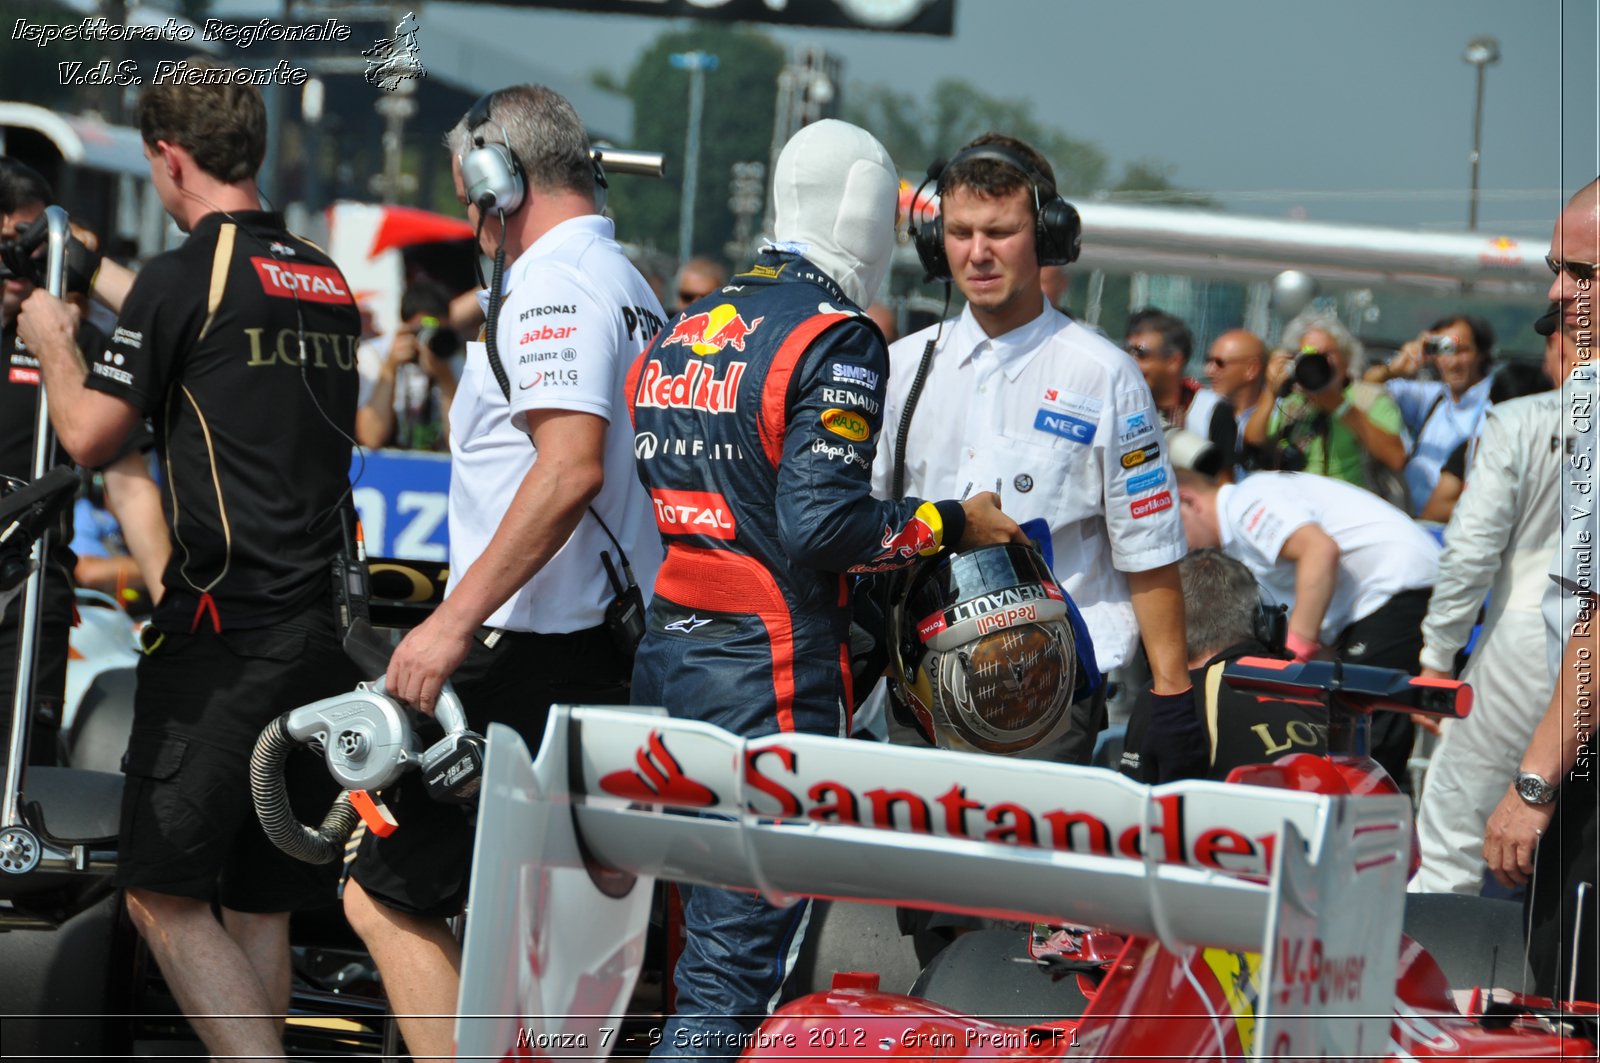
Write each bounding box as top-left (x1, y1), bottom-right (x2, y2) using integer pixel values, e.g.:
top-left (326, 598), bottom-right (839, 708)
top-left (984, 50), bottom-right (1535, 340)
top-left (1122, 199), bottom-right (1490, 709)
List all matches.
top-left (873, 299), bottom-right (1187, 671)
top-left (447, 215), bottom-right (664, 633)
top-left (1217, 472), bottom-right (1439, 642)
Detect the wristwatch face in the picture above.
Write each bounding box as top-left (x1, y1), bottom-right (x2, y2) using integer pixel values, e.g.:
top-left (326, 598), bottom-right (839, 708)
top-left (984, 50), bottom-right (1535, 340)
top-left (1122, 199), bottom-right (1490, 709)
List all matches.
top-left (1517, 772), bottom-right (1556, 804)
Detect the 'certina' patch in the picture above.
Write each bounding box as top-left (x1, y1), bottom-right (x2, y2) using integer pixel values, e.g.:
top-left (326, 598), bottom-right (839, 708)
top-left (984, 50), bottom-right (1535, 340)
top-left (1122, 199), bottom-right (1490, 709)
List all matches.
top-left (1126, 467), bottom-right (1168, 494)
top-left (1120, 444), bottom-right (1160, 469)
top-left (1033, 408), bottom-right (1095, 444)
top-left (821, 408), bottom-right (870, 441)
top-left (1130, 491), bottom-right (1173, 519)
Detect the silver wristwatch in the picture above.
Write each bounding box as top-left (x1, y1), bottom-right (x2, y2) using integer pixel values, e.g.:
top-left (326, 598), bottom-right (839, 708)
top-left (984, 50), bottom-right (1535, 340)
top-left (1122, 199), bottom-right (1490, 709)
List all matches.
top-left (1515, 770), bottom-right (1558, 805)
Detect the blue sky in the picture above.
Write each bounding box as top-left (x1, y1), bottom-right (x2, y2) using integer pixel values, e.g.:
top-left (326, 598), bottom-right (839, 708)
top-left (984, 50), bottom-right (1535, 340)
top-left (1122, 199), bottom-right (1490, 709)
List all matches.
top-left (429, 0), bottom-right (1599, 236)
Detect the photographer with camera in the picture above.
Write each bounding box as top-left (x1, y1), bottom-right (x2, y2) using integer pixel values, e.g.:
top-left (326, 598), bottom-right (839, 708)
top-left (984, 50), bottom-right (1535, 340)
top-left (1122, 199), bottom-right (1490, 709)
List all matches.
top-left (1363, 315), bottom-right (1494, 517)
top-left (1242, 309), bottom-right (1407, 502)
top-left (354, 280), bottom-right (461, 451)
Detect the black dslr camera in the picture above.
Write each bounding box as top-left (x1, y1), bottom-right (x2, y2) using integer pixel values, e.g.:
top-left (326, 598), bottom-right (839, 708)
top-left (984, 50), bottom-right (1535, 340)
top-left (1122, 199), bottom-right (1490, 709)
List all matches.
top-left (1277, 346), bottom-right (1337, 397)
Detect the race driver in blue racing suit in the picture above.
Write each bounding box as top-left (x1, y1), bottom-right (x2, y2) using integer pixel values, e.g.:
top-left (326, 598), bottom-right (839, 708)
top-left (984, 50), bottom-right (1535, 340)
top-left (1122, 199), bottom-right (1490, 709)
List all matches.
top-left (627, 120), bottom-right (1023, 1058)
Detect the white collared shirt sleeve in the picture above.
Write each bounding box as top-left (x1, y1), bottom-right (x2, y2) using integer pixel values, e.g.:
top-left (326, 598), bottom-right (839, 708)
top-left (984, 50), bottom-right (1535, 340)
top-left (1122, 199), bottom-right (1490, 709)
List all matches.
top-left (1100, 377), bottom-right (1187, 572)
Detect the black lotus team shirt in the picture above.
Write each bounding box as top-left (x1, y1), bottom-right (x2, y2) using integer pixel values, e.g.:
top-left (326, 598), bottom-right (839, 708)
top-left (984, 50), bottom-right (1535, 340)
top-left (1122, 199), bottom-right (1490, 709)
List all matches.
top-left (83, 210), bottom-right (359, 631)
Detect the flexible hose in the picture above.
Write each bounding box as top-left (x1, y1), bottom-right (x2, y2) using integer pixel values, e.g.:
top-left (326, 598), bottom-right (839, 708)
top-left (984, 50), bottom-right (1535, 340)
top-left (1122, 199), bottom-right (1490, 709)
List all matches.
top-left (250, 715), bottom-right (360, 865)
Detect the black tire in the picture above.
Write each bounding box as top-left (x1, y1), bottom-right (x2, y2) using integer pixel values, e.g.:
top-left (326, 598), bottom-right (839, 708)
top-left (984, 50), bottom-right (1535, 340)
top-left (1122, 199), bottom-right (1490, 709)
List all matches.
top-left (784, 900), bottom-right (925, 998)
top-left (65, 667), bottom-right (136, 773)
top-left (1403, 892), bottom-right (1531, 990)
top-left (908, 928), bottom-right (1093, 1023)
top-left (0, 891), bottom-right (128, 1062)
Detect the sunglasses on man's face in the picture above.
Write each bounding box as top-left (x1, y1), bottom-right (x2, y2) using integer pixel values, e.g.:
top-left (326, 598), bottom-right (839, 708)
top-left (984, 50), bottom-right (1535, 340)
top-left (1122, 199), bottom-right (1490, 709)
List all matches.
top-left (1546, 254), bottom-right (1598, 283)
top-left (1125, 342), bottom-right (1171, 361)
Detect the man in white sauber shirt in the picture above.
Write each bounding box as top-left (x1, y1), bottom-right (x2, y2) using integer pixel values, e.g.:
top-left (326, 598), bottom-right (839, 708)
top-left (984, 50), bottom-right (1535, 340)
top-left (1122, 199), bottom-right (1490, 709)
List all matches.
top-left (1176, 469), bottom-right (1440, 789)
top-left (1410, 307), bottom-right (1575, 894)
top-left (340, 84), bottom-right (664, 1063)
top-left (874, 132), bottom-right (1202, 780)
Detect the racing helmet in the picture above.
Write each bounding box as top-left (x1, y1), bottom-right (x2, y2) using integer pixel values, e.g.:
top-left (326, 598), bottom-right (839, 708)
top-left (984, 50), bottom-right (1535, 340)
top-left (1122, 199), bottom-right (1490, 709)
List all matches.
top-left (887, 542), bottom-right (1100, 756)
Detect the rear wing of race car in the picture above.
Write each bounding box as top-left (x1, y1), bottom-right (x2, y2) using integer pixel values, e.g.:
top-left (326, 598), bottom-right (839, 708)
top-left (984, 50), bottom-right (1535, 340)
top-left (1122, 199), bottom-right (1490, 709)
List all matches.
top-left (455, 706), bottom-right (1411, 1062)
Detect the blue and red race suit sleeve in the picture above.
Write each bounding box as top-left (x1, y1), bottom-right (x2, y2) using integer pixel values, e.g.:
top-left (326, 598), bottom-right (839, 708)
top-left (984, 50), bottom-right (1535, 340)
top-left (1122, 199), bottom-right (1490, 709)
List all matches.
top-left (774, 316), bottom-right (965, 573)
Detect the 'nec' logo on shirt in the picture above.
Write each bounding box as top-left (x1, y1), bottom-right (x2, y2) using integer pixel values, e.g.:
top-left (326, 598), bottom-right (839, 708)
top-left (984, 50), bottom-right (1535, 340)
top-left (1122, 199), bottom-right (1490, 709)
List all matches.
top-left (1034, 408), bottom-right (1094, 444)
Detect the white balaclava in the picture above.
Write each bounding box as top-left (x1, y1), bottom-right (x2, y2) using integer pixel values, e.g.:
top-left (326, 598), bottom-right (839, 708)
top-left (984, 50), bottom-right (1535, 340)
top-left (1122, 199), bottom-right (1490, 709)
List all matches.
top-left (770, 119), bottom-right (899, 309)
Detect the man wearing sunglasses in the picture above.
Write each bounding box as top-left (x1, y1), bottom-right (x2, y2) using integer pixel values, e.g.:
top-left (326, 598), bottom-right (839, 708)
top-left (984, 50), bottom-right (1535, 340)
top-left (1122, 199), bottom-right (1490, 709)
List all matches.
top-left (1124, 308), bottom-right (1236, 480)
top-left (671, 255), bottom-right (727, 313)
top-left (1485, 177), bottom-right (1599, 1003)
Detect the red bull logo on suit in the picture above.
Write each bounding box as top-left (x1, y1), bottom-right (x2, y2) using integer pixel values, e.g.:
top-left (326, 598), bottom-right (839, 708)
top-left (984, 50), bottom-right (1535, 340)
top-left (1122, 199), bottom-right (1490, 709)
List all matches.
top-left (662, 303), bottom-right (764, 356)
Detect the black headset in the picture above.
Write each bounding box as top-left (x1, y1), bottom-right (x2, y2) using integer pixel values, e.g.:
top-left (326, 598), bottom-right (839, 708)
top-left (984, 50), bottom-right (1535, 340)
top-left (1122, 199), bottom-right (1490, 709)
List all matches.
top-left (908, 143), bottom-right (1082, 282)
top-left (458, 92), bottom-right (526, 214)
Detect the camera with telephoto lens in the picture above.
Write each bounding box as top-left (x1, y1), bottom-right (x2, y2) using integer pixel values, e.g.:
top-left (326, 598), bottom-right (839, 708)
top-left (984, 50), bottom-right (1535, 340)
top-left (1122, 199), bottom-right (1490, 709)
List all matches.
top-left (1277, 346), bottom-right (1336, 397)
top-left (415, 316), bottom-right (462, 361)
top-left (1421, 335), bottom-right (1458, 357)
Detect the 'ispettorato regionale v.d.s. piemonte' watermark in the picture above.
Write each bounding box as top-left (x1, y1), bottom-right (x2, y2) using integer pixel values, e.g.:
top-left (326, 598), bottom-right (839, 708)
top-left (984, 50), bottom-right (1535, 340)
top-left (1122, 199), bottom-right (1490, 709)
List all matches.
top-left (11, 11), bottom-right (425, 91)
top-left (1566, 273), bottom-right (1596, 784)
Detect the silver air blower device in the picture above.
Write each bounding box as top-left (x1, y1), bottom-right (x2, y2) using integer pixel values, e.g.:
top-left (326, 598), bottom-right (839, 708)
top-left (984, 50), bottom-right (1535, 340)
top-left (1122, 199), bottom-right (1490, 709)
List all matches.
top-left (251, 620), bottom-right (485, 864)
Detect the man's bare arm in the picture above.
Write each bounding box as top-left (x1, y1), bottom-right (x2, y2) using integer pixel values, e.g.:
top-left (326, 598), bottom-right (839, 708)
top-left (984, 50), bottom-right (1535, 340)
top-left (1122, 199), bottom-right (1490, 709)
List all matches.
top-left (102, 450), bottom-right (170, 604)
top-left (89, 258), bottom-right (135, 315)
top-left (1278, 523), bottom-right (1340, 650)
top-left (1128, 562), bottom-right (1189, 694)
top-left (15, 290), bottom-right (141, 467)
top-left (384, 409), bottom-right (606, 711)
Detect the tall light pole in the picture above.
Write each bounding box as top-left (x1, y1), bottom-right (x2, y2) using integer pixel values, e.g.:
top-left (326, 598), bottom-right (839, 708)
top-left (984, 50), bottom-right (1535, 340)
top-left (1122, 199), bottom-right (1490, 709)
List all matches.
top-left (670, 51), bottom-right (718, 266)
top-left (1463, 36), bottom-right (1499, 231)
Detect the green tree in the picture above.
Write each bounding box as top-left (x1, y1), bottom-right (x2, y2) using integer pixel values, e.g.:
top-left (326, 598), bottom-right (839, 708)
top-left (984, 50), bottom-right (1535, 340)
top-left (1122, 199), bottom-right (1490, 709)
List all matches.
top-left (604, 24), bottom-right (784, 266)
top-left (848, 77), bottom-right (1209, 206)
top-left (1110, 160), bottom-right (1216, 207)
top-left (847, 78), bottom-right (1109, 195)
top-left (0, 0), bottom-right (103, 109)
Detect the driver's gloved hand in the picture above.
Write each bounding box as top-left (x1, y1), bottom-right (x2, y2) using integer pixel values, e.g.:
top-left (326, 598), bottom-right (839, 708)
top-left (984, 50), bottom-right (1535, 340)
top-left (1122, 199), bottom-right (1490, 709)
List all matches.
top-left (1139, 685), bottom-right (1209, 783)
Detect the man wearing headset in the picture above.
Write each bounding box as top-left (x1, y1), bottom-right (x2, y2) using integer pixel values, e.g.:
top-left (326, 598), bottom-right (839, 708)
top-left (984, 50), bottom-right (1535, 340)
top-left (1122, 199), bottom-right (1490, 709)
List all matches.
top-left (16, 77), bottom-right (363, 1062)
top-left (872, 133), bottom-right (1205, 781)
top-left (341, 85), bottom-right (664, 1063)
